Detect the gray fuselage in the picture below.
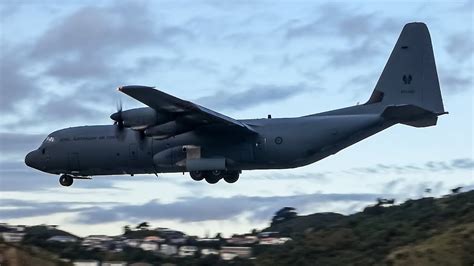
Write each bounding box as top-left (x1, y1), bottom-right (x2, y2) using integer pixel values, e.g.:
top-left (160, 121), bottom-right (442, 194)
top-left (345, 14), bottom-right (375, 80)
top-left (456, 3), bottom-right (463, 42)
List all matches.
top-left (25, 105), bottom-right (391, 177)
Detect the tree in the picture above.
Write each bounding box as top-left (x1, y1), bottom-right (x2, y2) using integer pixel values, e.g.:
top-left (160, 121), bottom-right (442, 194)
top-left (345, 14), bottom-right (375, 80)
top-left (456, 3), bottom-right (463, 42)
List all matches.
top-left (123, 225), bottom-right (131, 234)
top-left (271, 207), bottom-right (297, 226)
top-left (136, 222), bottom-right (150, 230)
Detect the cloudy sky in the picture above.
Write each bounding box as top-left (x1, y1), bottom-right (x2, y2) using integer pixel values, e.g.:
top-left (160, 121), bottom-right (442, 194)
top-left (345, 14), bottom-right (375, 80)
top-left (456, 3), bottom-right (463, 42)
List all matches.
top-left (0, 0), bottom-right (472, 237)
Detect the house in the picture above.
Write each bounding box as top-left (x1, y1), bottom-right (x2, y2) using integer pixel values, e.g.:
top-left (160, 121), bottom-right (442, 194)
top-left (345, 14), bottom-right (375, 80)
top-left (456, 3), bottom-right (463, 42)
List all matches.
top-left (47, 235), bottom-right (78, 243)
top-left (178, 246), bottom-right (198, 257)
top-left (259, 237), bottom-right (292, 245)
top-left (156, 228), bottom-right (187, 244)
top-left (220, 246), bottom-right (252, 260)
top-left (226, 235), bottom-right (258, 245)
top-left (257, 231), bottom-right (279, 238)
top-left (124, 238), bottom-right (141, 247)
top-left (72, 260), bottom-right (99, 266)
top-left (81, 235), bottom-right (113, 250)
top-left (102, 261), bottom-right (127, 266)
top-left (201, 248), bottom-right (219, 256)
top-left (160, 244), bottom-right (178, 256)
top-left (143, 236), bottom-right (165, 243)
top-left (1, 232), bottom-right (25, 243)
top-left (129, 263), bottom-right (153, 266)
top-left (139, 241), bottom-right (159, 252)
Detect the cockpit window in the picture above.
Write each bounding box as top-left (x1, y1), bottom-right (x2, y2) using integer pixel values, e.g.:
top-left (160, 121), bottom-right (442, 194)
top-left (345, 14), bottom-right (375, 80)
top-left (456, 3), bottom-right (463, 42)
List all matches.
top-left (43, 136), bottom-right (55, 143)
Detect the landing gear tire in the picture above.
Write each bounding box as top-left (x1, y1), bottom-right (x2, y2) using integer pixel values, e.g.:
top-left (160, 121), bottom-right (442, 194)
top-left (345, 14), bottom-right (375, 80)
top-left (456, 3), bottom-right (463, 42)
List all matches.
top-left (205, 170), bottom-right (221, 184)
top-left (59, 174), bottom-right (73, 187)
top-left (223, 171), bottom-right (239, 183)
top-left (190, 171), bottom-right (204, 181)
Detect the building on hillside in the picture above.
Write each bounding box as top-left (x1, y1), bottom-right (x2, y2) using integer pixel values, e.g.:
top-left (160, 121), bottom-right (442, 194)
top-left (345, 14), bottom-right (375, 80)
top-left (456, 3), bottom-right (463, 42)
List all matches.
top-left (160, 244), bottom-right (178, 256)
top-left (1, 232), bottom-right (25, 243)
top-left (124, 238), bottom-right (141, 247)
top-left (102, 261), bottom-right (127, 266)
top-left (220, 246), bottom-right (252, 260)
top-left (47, 235), bottom-right (78, 243)
top-left (259, 237), bottom-right (292, 245)
top-left (178, 245), bottom-right (198, 257)
top-left (196, 237), bottom-right (220, 243)
top-left (257, 231), bottom-right (279, 238)
top-left (43, 224), bottom-right (58, 230)
top-left (226, 235), bottom-right (258, 245)
top-left (72, 260), bottom-right (99, 266)
top-left (129, 263), bottom-right (153, 266)
top-left (81, 235), bottom-right (113, 250)
top-left (156, 228), bottom-right (187, 244)
top-left (139, 241), bottom-right (159, 252)
top-left (201, 248), bottom-right (219, 256)
top-left (143, 235), bottom-right (165, 243)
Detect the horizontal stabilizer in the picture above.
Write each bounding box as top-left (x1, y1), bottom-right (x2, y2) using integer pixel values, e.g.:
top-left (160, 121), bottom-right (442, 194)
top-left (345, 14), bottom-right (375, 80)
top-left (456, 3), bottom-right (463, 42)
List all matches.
top-left (382, 104), bottom-right (447, 127)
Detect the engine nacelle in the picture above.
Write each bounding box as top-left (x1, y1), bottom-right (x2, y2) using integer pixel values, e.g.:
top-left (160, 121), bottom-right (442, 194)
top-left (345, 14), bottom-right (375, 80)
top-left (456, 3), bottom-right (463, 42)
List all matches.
top-left (111, 107), bottom-right (170, 130)
top-left (153, 146), bottom-right (186, 167)
top-left (145, 121), bottom-right (189, 138)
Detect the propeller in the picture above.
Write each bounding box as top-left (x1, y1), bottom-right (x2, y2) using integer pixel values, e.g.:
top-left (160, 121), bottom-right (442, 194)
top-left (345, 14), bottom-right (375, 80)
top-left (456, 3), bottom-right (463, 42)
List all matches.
top-left (111, 99), bottom-right (124, 130)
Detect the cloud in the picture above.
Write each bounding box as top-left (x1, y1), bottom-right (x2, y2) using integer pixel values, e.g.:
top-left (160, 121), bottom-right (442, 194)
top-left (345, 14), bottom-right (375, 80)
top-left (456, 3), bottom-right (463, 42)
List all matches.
top-left (0, 198), bottom-right (118, 219)
top-left (0, 133), bottom-right (45, 157)
top-left (381, 178), bottom-right (446, 198)
top-left (73, 192), bottom-right (379, 224)
top-left (0, 48), bottom-right (40, 111)
top-left (284, 4), bottom-right (397, 43)
top-left (196, 83), bottom-right (309, 110)
top-left (30, 2), bottom-right (193, 82)
top-left (350, 158), bottom-right (474, 175)
top-left (444, 32), bottom-right (474, 63)
top-left (439, 71), bottom-right (473, 94)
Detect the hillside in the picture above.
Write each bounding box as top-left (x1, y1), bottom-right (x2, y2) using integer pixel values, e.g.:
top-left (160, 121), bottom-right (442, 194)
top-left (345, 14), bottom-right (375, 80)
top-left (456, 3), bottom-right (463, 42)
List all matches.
top-left (0, 242), bottom-right (70, 266)
top-left (255, 190), bottom-right (474, 266)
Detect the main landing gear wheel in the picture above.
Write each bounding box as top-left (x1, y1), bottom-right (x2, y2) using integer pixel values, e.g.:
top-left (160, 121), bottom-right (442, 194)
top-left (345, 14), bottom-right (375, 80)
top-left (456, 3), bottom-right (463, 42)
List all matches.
top-left (204, 170), bottom-right (221, 184)
top-left (59, 174), bottom-right (73, 187)
top-left (190, 171), bottom-right (204, 181)
top-left (223, 171), bottom-right (240, 183)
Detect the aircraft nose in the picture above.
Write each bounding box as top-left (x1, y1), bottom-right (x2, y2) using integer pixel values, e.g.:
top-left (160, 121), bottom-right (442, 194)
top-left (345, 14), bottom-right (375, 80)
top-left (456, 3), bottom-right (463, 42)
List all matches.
top-left (25, 150), bottom-right (38, 169)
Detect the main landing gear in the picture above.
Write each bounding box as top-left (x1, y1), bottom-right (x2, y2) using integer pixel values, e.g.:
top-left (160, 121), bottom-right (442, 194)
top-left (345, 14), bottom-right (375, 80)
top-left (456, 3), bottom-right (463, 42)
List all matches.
top-left (189, 170), bottom-right (240, 184)
top-left (59, 174), bottom-right (73, 187)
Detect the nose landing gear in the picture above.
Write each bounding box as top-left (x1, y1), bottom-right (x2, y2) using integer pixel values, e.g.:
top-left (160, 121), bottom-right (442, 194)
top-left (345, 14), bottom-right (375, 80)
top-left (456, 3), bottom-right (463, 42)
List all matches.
top-left (59, 174), bottom-right (73, 187)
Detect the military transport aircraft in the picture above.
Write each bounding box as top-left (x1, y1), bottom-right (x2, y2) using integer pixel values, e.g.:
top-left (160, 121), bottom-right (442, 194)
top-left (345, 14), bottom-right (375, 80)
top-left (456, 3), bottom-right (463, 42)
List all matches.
top-left (25, 22), bottom-right (446, 186)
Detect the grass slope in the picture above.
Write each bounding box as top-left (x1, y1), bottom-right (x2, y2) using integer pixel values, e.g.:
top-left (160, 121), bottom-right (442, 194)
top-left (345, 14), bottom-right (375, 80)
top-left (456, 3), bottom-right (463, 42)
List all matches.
top-left (255, 191), bottom-right (474, 266)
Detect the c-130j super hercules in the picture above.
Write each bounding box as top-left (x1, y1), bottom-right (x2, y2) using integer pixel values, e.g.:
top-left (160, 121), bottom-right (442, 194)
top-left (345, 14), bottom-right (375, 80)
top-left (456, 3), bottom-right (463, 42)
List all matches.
top-left (25, 23), bottom-right (446, 186)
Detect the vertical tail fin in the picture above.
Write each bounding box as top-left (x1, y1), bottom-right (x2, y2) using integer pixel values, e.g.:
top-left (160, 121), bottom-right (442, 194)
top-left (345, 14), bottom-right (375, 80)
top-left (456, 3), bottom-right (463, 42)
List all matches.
top-left (366, 22), bottom-right (446, 126)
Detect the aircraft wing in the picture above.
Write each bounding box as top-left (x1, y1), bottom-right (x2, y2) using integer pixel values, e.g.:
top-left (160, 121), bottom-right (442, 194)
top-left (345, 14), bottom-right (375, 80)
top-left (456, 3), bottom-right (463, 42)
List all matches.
top-left (118, 85), bottom-right (256, 135)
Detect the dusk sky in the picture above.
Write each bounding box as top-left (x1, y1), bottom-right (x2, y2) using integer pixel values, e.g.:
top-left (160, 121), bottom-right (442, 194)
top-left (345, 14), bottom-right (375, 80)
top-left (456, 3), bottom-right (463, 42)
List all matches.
top-left (0, 0), bottom-right (472, 237)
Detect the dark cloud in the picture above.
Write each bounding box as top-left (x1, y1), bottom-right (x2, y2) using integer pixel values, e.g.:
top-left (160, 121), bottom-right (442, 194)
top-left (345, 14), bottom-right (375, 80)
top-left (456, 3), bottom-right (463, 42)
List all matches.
top-left (0, 198), bottom-right (118, 219)
top-left (326, 39), bottom-right (382, 69)
top-left (351, 158), bottom-right (474, 175)
top-left (196, 83), bottom-right (309, 110)
top-left (0, 48), bottom-right (40, 111)
top-left (381, 178), bottom-right (445, 198)
top-left (284, 4), bottom-right (397, 43)
top-left (444, 32), bottom-right (474, 63)
top-left (438, 71), bottom-right (472, 94)
top-left (74, 192), bottom-right (378, 224)
top-left (0, 160), bottom-right (138, 192)
top-left (30, 2), bottom-right (193, 82)
top-left (1, 1), bottom-right (196, 125)
top-left (0, 133), bottom-right (44, 156)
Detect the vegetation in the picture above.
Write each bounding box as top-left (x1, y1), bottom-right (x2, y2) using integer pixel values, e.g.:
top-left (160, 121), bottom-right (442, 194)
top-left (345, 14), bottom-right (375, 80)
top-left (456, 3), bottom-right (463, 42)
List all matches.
top-left (255, 190), bottom-right (474, 266)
